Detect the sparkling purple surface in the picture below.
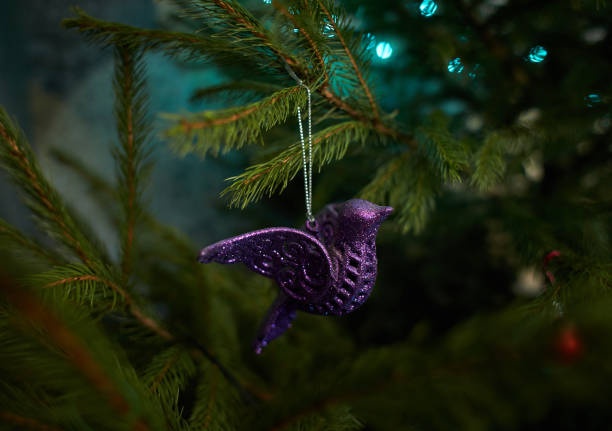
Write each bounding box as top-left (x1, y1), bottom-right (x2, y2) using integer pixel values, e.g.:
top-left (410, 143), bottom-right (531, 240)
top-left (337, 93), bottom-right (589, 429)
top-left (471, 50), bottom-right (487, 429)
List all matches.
top-left (198, 199), bottom-right (392, 353)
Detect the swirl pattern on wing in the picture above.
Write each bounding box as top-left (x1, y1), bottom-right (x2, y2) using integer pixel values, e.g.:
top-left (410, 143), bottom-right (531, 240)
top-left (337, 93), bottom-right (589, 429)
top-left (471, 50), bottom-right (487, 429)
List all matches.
top-left (198, 228), bottom-right (334, 303)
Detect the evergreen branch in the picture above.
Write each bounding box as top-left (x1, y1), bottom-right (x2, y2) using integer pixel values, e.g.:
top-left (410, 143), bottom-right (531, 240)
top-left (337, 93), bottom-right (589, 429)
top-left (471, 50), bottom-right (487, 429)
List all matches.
top-left (471, 127), bottom-right (533, 190)
top-left (0, 411), bottom-right (62, 431)
top-left (37, 267), bottom-right (120, 310)
top-left (148, 354), bottom-right (180, 393)
top-left (0, 279), bottom-right (151, 431)
top-left (270, 402), bottom-right (362, 431)
top-left (164, 86), bottom-right (305, 157)
top-left (417, 112), bottom-right (470, 183)
top-left (319, 88), bottom-right (415, 146)
top-left (190, 81), bottom-right (284, 104)
top-left (62, 8), bottom-right (231, 63)
top-left (273, 0), bottom-right (329, 83)
top-left (0, 107), bottom-right (103, 268)
top-left (37, 265), bottom-right (173, 341)
top-left (113, 45), bottom-right (152, 285)
top-left (471, 132), bottom-right (506, 190)
top-left (143, 346), bottom-right (198, 414)
top-left (173, 0), bottom-right (300, 73)
top-left (0, 219), bottom-right (64, 266)
top-left (361, 153), bottom-right (439, 233)
top-left (222, 121), bottom-right (371, 208)
top-left (188, 365), bottom-right (242, 430)
top-left (49, 148), bottom-right (116, 199)
top-left (317, 0), bottom-right (379, 121)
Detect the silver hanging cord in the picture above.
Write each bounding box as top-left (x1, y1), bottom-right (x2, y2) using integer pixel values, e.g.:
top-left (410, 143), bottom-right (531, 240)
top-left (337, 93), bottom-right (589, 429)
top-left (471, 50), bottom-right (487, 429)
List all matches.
top-left (297, 84), bottom-right (314, 222)
top-left (283, 60), bottom-right (314, 222)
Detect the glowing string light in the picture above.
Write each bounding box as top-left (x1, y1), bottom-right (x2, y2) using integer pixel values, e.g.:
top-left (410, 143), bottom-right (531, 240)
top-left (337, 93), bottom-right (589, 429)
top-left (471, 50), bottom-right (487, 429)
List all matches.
top-left (527, 45), bottom-right (547, 63)
top-left (419, 0), bottom-right (438, 17)
top-left (448, 57), bottom-right (464, 73)
top-left (585, 94), bottom-right (601, 107)
top-left (376, 42), bottom-right (393, 60)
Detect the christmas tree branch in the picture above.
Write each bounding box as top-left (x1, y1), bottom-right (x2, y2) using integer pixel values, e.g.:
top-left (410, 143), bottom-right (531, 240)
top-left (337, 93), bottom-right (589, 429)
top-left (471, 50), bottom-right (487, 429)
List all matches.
top-left (0, 411), bottom-right (62, 431)
top-left (50, 149), bottom-right (116, 199)
top-left (0, 277), bottom-right (151, 431)
top-left (0, 219), bottom-right (64, 266)
top-left (63, 8), bottom-right (216, 62)
top-left (113, 45), bottom-right (152, 285)
top-left (273, 0), bottom-right (328, 82)
top-left (0, 108), bottom-right (105, 269)
top-left (223, 121), bottom-right (370, 207)
top-left (190, 80), bottom-right (284, 104)
top-left (317, 0), bottom-right (379, 121)
top-left (361, 153), bottom-right (439, 233)
top-left (36, 265), bottom-right (172, 340)
top-left (164, 86), bottom-right (305, 157)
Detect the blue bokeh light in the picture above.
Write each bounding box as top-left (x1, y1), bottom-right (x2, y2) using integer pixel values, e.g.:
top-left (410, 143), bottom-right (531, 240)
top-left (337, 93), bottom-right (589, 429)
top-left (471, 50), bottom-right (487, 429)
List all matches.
top-left (528, 45), bottom-right (547, 63)
top-left (419, 0), bottom-right (438, 17)
top-left (262, 0), bottom-right (271, 4)
top-left (376, 42), bottom-right (393, 59)
top-left (365, 33), bottom-right (376, 51)
top-left (468, 64), bottom-right (480, 79)
top-left (448, 57), bottom-right (464, 73)
top-left (585, 94), bottom-right (601, 107)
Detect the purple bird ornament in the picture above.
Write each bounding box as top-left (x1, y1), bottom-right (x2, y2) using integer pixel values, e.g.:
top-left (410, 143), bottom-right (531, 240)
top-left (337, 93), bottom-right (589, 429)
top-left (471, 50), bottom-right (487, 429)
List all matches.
top-left (197, 199), bottom-right (393, 354)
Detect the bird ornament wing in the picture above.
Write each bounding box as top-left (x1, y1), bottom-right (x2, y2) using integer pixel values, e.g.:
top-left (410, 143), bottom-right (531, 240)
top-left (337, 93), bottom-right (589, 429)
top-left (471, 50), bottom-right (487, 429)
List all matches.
top-left (198, 227), bottom-right (335, 303)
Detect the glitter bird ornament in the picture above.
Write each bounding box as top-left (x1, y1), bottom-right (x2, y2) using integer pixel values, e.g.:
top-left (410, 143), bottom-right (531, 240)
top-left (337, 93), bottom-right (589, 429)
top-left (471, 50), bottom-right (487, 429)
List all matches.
top-left (198, 199), bottom-right (393, 353)
top-left (198, 63), bottom-right (391, 353)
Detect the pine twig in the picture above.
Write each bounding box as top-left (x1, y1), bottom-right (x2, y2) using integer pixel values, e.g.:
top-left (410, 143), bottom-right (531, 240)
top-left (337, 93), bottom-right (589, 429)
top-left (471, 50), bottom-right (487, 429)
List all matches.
top-left (0, 276), bottom-right (150, 431)
top-left (0, 219), bottom-right (64, 266)
top-left (273, 0), bottom-right (328, 82)
top-left (114, 45), bottom-right (151, 285)
top-left (317, 0), bottom-right (379, 121)
top-left (0, 111), bottom-right (98, 268)
top-left (43, 273), bottom-right (173, 341)
top-left (0, 412), bottom-right (63, 431)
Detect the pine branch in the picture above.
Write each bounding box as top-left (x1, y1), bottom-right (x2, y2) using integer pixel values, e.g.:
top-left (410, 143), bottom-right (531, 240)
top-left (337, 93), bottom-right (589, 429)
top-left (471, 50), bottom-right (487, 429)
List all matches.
top-left (188, 364), bottom-right (242, 431)
top-left (317, 0), bottom-right (379, 121)
top-left (142, 346), bottom-right (197, 420)
top-left (49, 148), bottom-right (116, 199)
top-left (417, 112), bottom-right (470, 183)
top-left (272, 0), bottom-right (329, 82)
top-left (0, 278), bottom-right (151, 431)
top-left (0, 411), bottom-right (62, 431)
top-left (471, 126), bottom-right (534, 190)
top-left (164, 86), bottom-right (305, 157)
top-left (113, 45), bottom-right (152, 285)
top-left (361, 153), bottom-right (439, 233)
top-left (63, 8), bottom-right (223, 62)
top-left (31, 263), bottom-right (173, 341)
top-left (0, 219), bottom-right (64, 266)
top-left (176, 0), bottom-right (296, 72)
top-left (0, 107), bottom-right (105, 269)
top-left (222, 121), bottom-right (372, 208)
top-left (32, 265), bottom-right (123, 311)
top-left (270, 403), bottom-right (363, 431)
top-left (190, 80), bottom-right (284, 105)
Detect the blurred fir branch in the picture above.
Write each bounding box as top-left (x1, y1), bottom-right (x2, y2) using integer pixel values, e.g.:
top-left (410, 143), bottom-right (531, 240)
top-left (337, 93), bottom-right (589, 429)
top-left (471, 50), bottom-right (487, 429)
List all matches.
top-left (113, 45), bottom-right (153, 285)
top-left (0, 108), bottom-right (107, 268)
top-left (223, 121), bottom-right (372, 208)
top-left (164, 85), bottom-right (306, 157)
